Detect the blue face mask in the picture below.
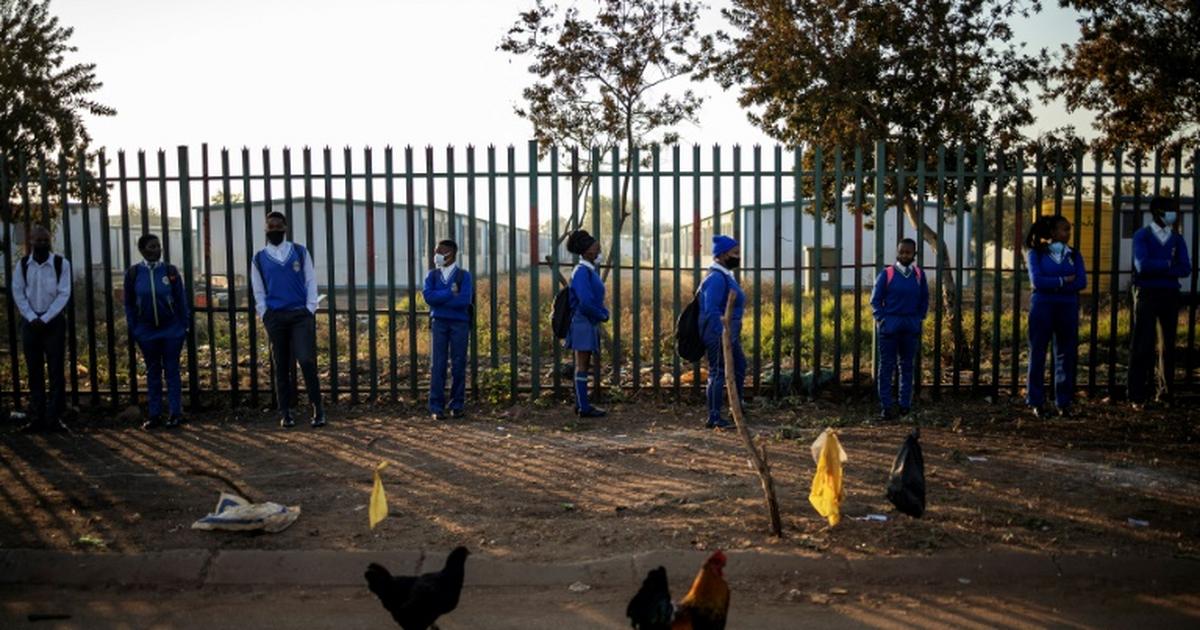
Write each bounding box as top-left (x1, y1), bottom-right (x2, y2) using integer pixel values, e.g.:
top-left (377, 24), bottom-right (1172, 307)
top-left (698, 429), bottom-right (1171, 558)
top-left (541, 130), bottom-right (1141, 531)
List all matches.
top-left (1048, 241), bottom-right (1066, 256)
top-left (1163, 211), bottom-right (1178, 226)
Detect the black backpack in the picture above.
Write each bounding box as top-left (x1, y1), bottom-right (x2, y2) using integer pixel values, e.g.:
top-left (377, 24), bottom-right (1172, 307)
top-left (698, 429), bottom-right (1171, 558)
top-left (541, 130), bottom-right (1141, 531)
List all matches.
top-left (886, 428), bottom-right (926, 518)
top-left (551, 286), bottom-right (571, 340)
top-left (675, 272), bottom-right (724, 362)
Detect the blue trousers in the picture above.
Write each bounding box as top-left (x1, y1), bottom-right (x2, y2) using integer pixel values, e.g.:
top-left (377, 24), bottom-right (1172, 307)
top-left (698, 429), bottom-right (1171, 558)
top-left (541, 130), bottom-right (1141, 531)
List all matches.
top-left (1026, 299), bottom-right (1078, 409)
top-left (429, 318), bottom-right (469, 413)
top-left (704, 327), bottom-right (745, 423)
top-left (137, 334), bottom-right (184, 418)
top-left (877, 318), bottom-right (920, 411)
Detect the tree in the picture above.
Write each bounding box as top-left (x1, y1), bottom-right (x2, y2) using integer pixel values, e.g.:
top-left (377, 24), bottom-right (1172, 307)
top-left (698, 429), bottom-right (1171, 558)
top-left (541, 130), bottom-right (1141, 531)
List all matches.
top-left (703, 0), bottom-right (1046, 371)
top-left (500, 0), bottom-right (710, 285)
top-left (1046, 0), bottom-right (1199, 157)
top-left (0, 0), bottom-right (114, 224)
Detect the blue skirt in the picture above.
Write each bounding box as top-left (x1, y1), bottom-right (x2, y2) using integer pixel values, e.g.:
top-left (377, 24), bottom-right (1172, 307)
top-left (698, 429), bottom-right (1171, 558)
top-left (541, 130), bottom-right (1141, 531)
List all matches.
top-left (564, 316), bottom-right (600, 352)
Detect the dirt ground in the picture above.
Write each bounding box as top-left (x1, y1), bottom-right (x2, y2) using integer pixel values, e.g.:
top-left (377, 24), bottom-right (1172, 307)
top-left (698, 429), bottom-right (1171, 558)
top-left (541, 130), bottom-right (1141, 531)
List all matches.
top-left (0, 391), bottom-right (1198, 563)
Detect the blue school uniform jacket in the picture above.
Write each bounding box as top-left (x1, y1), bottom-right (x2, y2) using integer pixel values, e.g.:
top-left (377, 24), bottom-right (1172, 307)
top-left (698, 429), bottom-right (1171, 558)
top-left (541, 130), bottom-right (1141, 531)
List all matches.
top-left (1132, 226), bottom-right (1191, 290)
top-left (699, 265), bottom-right (745, 341)
top-left (124, 261), bottom-right (189, 341)
top-left (422, 266), bottom-right (474, 322)
top-left (870, 264), bottom-right (929, 334)
top-left (569, 262), bottom-right (608, 324)
top-left (1027, 247), bottom-right (1087, 304)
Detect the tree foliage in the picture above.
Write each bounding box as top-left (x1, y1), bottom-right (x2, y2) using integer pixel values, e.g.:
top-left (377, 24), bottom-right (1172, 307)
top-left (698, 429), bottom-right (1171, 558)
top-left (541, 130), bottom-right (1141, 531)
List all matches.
top-left (702, 0), bottom-right (1047, 369)
top-left (1046, 0), bottom-right (1199, 156)
top-left (0, 0), bottom-right (113, 220)
top-left (500, 0), bottom-right (710, 281)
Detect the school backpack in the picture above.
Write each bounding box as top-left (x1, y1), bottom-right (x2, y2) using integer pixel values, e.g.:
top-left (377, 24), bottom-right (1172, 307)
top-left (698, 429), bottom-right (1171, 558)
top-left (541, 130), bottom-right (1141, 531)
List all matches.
top-left (20, 254), bottom-right (64, 285)
top-left (675, 272), bottom-right (726, 362)
top-left (884, 264), bottom-right (923, 288)
top-left (550, 286), bottom-right (571, 340)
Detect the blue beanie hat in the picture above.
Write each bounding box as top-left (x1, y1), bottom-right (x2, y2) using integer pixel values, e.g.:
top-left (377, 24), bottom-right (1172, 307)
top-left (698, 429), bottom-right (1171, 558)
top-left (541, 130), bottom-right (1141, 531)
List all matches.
top-left (712, 235), bottom-right (737, 257)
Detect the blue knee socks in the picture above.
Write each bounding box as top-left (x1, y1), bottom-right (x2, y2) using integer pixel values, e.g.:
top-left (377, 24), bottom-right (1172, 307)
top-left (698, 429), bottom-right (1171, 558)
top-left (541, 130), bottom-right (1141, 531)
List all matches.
top-left (574, 371), bottom-right (590, 412)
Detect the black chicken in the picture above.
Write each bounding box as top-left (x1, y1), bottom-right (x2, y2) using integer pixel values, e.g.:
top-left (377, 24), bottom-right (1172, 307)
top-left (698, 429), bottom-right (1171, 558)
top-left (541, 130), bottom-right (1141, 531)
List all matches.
top-left (365, 546), bottom-right (470, 630)
top-left (626, 565), bottom-right (674, 630)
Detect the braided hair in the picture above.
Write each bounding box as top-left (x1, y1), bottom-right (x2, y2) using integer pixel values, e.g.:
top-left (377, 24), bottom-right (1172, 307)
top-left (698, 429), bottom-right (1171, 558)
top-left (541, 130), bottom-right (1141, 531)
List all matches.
top-left (1024, 214), bottom-right (1069, 253)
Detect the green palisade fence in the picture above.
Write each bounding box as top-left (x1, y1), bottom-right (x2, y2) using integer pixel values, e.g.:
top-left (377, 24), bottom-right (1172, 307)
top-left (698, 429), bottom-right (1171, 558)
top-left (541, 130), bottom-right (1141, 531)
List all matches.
top-left (0, 143), bottom-right (1196, 408)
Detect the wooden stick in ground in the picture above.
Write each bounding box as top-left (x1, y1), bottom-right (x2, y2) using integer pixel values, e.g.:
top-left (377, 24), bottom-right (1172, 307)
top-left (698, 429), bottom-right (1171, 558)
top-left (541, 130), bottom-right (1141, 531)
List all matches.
top-left (721, 289), bottom-right (784, 537)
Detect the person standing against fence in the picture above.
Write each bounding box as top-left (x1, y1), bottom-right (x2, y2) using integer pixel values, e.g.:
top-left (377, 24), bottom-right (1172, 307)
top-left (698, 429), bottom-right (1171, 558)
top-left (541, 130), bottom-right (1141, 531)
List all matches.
top-left (1128, 196), bottom-right (1191, 410)
top-left (566, 230), bottom-right (608, 418)
top-left (124, 234), bottom-right (190, 430)
top-left (1024, 216), bottom-right (1086, 418)
top-left (11, 225), bottom-right (71, 433)
top-left (423, 239), bottom-right (473, 421)
top-left (251, 211), bottom-right (326, 429)
top-left (700, 235), bottom-right (744, 430)
top-left (871, 238), bottom-right (929, 421)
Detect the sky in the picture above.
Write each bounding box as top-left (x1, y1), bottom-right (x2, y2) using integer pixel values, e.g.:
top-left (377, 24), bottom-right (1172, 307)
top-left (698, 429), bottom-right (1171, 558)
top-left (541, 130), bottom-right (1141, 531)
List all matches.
top-left (56, 0), bottom-right (1094, 155)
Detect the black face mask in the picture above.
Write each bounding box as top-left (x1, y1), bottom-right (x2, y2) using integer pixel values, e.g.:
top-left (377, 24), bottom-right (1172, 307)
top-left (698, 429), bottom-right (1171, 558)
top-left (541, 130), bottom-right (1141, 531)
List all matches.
top-left (724, 256), bottom-right (741, 270)
top-left (266, 230), bottom-right (286, 246)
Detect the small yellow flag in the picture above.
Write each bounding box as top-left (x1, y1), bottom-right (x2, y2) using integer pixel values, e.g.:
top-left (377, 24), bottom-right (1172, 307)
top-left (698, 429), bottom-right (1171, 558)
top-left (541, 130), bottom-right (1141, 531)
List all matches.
top-left (369, 461), bottom-right (389, 529)
top-left (808, 429), bottom-right (845, 527)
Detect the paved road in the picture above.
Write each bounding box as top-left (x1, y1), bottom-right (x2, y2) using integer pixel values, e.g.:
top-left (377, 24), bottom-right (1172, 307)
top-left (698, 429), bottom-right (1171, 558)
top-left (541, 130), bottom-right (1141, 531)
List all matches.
top-left (1, 549), bottom-right (1196, 628)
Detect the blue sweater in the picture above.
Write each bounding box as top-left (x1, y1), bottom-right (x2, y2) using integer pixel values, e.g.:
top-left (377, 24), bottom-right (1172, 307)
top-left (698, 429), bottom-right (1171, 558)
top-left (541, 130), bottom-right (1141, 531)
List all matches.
top-left (1132, 226), bottom-right (1191, 289)
top-left (699, 268), bottom-right (745, 340)
top-left (255, 244), bottom-right (310, 312)
top-left (569, 263), bottom-right (608, 324)
top-left (870, 265), bottom-right (929, 326)
top-left (1027, 248), bottom-right (1087, 304)
top-left (422, 267), bottom-right (473, 322)
top-left (124, 262), bottom-right (189, 341)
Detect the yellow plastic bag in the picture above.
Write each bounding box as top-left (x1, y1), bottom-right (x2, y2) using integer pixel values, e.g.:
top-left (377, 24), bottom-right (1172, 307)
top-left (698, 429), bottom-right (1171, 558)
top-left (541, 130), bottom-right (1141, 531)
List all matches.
top-left (808, 429), bottom-right (846, 526)
top-left (369, 461), bottom-right (389, 529)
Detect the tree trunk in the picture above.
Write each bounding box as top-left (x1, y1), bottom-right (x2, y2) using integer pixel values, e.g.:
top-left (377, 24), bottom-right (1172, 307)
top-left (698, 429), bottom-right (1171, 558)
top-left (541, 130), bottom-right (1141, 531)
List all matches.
top-left (902, 196), bottom-right (971, 371)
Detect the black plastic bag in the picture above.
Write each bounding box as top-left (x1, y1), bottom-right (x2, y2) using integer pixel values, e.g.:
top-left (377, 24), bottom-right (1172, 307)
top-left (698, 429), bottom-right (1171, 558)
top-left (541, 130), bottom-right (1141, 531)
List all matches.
top-left (887, 428), bottom-right (926, 518)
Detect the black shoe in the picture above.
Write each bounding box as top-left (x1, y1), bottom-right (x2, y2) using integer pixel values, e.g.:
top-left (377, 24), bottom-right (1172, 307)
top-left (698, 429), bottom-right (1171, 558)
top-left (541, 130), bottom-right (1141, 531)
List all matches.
top-left (448, 409), bottom-right (465, 419)
top-left (310, 409), bottom-right (327, 428)
top-left (431, 411), bottom-right (446, 421)
top-left (1031, 406), bottom-right (1048, 419)
top-left (706, 417), bottom-right (733, 430)
top-left (165, 414), bottom-right (182, 428)
top-left (1056, 406), bottom-right (1073, 418)
top-left (899, 407), bottom-right (911, 417)
top-left (879, 408), bottom-right (896, 422)
top-left (280, 412), bottom-right (296, 428)
top-left (577, 406), bottom-right (607, 418)
top-left (142, 415), bottom-right (163, 430)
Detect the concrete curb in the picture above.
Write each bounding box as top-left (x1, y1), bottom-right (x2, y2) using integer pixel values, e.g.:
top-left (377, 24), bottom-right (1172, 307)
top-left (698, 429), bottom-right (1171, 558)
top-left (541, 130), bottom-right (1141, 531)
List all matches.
top-left (0, 549), bottom-right (1195, 590)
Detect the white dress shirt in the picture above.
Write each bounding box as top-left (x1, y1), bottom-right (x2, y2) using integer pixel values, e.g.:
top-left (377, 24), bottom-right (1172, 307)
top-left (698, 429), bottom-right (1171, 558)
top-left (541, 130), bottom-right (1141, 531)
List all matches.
top-left (1149, 221), bottom-right (1173, 246)
top-left (439, 262), bottom-right (458, 283)
top-left (249, 240), bottom-right (318, 318)
top-left (11, 253), bottom-right (72, 323)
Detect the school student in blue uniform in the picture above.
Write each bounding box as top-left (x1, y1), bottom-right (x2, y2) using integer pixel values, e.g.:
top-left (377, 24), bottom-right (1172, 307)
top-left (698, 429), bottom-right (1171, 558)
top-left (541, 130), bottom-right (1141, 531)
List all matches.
top-left (871, 238), bottom-right (929, 421)
top-left (1024, 216), bottom-right (1086, 418)
top-left (422, 239), bottom-right (473, 420)
top-left (1128, 196), bottom-right (1192, 409)
top-left (565, 230), bottom-right (608, 418)
top-left (124, 234), bottom-right (190, 430)
top-left (251, 211), bottom-right (326, 429)
top-left (700, 235), bottom-right (745, 430)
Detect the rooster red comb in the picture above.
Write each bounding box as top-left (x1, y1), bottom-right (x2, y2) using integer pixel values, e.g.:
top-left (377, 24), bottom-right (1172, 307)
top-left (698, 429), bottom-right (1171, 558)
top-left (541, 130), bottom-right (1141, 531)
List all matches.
top-left (708, 550), bottom-right (727, 567)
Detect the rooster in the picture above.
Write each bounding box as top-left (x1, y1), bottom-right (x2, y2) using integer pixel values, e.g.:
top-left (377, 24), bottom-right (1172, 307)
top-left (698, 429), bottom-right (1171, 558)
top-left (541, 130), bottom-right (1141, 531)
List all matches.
top-left (364, 546), bottom-right (469, 630)
top-left (671, 550), bottom-right (730, 630)
top-left (627, 551), bottom-right (729, 630)
top-left (626, 566), bottom-right (674, 629)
